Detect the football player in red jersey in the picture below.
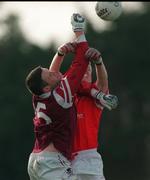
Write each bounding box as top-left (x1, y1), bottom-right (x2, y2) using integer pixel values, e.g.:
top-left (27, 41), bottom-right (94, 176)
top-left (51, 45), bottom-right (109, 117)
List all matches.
top-left (25, 13), bottom-right (103, 180)
top-left (71, 62), bottom-right (108, 180)
top-left (71, 52), bottom-right (118, 180)
top-left (49, 37), bottom-right (118, 180)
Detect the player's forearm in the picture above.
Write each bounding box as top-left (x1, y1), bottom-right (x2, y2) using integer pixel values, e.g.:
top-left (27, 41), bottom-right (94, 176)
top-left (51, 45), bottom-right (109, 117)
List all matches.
top-left (65, 42), bottom-right (89, 95)
top-left (75, 31), bottom-right (85, 38)
top-left (74, 31), bottom-right (86, 43)
top-left (49, 53), bottom-right (64, 72)
top-left (95, 62), bottom-right (108, 93)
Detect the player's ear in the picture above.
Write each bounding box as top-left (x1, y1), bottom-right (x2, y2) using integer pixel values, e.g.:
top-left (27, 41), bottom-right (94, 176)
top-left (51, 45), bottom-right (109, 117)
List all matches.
top-left (43, 85), bottom-right (51, 93)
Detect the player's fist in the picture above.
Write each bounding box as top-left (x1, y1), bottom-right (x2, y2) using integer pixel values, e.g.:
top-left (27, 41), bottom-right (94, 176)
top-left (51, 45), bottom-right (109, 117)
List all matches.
top-left (71, 13), bottom-right (85, 32)
top-left (85, 48), bottom-right (103, 65)
top-left (57, 42), bottom-right (77, 56)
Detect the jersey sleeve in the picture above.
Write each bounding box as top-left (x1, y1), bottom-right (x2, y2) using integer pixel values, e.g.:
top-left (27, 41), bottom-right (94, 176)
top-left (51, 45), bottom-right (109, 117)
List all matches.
top-left (52, 42), bottom-right (89, 109)
top-left (76, 81), bottom-right (92, 97)
top-left (53, 77), bottom-right (73, 108)
top-left (63, 42), bottom-right (89, 96)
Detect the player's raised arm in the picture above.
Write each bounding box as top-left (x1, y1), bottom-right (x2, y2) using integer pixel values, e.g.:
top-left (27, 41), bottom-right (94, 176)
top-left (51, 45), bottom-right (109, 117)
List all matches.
top-left (95, 59), bottom-right (108, 93)
top-left (85, 47), bottom-right (118, 110)
top-left (49, 42), bottom-right (77, 72)
top-left (60, 13), bottom-right (89, 96)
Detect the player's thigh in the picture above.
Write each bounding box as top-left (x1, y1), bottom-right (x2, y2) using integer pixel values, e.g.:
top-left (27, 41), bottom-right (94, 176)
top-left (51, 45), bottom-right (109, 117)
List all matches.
top-left (27, 154), bottom-right (38, 180)
top-left (37, 155), bottom-right (74, 180)
top-left (28, 174), bottom-right (37, 180)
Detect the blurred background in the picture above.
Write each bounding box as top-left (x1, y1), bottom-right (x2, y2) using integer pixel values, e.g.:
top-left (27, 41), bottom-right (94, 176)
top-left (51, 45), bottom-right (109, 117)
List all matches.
top-left (0, 2), bottom-right (150, 180)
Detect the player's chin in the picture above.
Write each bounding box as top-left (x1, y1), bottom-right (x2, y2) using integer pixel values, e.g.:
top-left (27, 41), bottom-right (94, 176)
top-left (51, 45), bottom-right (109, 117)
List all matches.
top-left (51, 80), bottom-right (61, 90)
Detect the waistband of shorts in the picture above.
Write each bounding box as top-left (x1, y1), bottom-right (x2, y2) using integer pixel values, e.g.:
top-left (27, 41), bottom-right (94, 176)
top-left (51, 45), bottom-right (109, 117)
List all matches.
top-left (72, 148), bottom-right (97, 156)
top-left (30, 151), bottom-right (64, 158)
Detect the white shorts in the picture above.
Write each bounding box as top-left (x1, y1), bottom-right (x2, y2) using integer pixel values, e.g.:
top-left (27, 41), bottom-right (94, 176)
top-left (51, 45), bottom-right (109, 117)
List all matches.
top-left (27, 151), bottom-right (77, 180)
top-left (71, 149), bottom-right (105, 180)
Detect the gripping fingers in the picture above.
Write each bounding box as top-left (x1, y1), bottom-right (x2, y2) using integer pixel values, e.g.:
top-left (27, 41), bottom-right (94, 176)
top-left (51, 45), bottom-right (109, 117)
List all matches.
top-left (58, 42), bottom-right (77, 55)
top-left (111, 96), bottom-right (119, 109)
top-left (85, 48), bottom-right (101, 60)
top-left (66, 43), bottom-right (74, 52)
top-left (104, 95), bottom-right (118, 109)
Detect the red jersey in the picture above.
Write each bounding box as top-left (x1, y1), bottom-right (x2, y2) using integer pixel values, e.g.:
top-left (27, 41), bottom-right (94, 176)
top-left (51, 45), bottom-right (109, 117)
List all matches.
top-left (72, 81), bottom-right (103, 153)
top-left (32, 42), bottom-right (89, 160)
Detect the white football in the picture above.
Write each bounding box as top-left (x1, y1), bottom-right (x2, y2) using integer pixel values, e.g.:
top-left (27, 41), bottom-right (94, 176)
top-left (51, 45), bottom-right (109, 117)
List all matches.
top-left (95, 2), bottom-right (123, 21)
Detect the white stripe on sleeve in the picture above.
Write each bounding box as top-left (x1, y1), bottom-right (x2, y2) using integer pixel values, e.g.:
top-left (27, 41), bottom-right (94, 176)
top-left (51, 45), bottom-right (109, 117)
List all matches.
top-left (53, 77), bottom-right (73, 108)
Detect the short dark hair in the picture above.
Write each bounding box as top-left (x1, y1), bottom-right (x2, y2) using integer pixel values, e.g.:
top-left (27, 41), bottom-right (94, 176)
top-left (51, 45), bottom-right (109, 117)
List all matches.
top-left (25, 66), bottom-right (47, 95)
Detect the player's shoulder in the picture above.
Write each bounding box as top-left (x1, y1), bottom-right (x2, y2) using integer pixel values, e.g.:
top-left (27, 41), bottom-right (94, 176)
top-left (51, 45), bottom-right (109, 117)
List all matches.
top-left (53, 79), bottom-right (73, 109)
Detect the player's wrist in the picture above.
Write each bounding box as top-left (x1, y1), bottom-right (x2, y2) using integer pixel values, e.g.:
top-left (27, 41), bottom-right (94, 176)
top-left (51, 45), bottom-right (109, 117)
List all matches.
top-left (95, 90), bottom-right (104, 99)
top-left (57, 46), bottom-right (65, 56)
top-left (57, 51), bottom-right (64, 56)
top-left (94, 57), bottom-right (103, 65)
top-left (75, 34), bottom-right (87, 43)
top-left (74, 31), bottom-right (85, 37)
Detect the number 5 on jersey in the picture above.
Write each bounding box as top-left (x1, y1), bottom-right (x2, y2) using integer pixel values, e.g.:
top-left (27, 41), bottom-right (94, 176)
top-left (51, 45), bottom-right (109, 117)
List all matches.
top-left (35, 102), bottom-right (52, 125)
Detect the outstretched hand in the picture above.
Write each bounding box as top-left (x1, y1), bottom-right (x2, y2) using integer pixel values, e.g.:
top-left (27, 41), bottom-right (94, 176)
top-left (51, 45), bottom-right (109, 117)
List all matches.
top-left (85, 48), bottom-right (103, 65)
top-left (57, 42), bottom-right (77, 56)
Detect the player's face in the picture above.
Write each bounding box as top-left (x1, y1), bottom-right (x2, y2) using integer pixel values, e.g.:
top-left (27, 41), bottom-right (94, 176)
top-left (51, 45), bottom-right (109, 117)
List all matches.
top-left (82, 64), bottom-right (92, 83)
top-left (41, 68), bottom-right (62, 90)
